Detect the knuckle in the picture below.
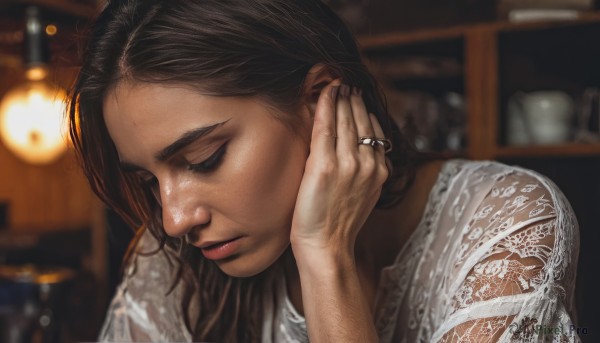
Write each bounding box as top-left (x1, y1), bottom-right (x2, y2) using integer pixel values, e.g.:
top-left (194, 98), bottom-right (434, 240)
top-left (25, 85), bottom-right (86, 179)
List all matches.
top-left (318, 161), bottom-right (337, 176)
top-left (309, 159), bottom-right (336, 177)
top-left (340, 157), bottom-right (358, 174)
top-left (359, 158), bottom-right (376, 175)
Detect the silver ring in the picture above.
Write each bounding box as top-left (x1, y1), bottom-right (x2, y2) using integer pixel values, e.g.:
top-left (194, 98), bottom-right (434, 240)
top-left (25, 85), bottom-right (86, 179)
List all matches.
top-left (358, 136), bottom-right (392, 153)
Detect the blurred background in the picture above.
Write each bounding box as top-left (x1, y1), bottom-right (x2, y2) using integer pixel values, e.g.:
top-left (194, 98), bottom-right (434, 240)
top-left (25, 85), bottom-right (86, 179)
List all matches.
top-left (0, 0), bottom-right (598, 342)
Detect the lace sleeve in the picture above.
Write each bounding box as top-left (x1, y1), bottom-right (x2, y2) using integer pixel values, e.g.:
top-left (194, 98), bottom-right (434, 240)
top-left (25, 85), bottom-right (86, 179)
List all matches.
top-left (434, 168), bottom-right (580, 342)
top-left (97, 231), bottom-right (194, 342)
top-left (98, 280), bottom-right (157, 342)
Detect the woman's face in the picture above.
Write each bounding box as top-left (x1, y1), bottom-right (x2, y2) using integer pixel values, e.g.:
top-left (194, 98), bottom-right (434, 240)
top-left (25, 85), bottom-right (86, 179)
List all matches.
top-left (103, 82), bottom-right (313, 277)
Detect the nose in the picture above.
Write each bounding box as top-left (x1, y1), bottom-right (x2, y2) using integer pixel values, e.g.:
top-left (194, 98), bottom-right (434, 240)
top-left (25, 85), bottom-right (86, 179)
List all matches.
top-left (159, 177), bottom-right (211, 238)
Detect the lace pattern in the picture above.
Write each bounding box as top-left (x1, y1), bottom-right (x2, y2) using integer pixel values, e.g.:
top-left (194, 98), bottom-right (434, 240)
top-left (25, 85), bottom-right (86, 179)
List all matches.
top-left (371, 160), bottom-right (579, 343)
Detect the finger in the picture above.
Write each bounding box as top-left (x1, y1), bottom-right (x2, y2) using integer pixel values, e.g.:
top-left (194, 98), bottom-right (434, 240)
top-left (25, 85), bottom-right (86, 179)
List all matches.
top-left (350, 87), bottom-right (374, 136)
top-left (370, 113), bottom-right (386, 141)
top-left (350, 87), bottom-right (376, 155)
top-left (310, 81), bottom-right (341, 162)
top-left (368, 113), bottom-right (387, 166)
top-left (336, 84), bottom-right (359, 159)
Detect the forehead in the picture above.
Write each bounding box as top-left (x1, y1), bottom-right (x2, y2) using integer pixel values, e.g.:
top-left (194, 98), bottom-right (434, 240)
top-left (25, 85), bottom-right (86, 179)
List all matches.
top-left (102, 82), bottom-right (231, 161)
top-left (101, 82), bottom-right (290, 164)
top-left (103, 82), bottom-right (218, 127)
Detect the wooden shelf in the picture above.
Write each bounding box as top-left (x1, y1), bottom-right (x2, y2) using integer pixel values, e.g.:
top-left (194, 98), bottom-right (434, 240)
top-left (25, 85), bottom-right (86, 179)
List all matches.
top-left (357, 11), bottom-right (600, 49)
top-left (358, 26), bottom-right (465, 48)
top-left (360, 11), bottom-right (600, 161)
top-left (494, 143), bottom-right (600, 158)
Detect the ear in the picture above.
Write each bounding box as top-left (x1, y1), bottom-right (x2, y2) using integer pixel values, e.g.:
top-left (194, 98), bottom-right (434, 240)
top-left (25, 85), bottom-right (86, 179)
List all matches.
top-left (301, 63), bottom-right (340, 117)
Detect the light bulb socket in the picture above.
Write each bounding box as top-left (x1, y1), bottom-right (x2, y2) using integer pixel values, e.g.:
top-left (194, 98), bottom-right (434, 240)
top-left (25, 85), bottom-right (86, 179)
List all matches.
top-left (23, 6), bottom-right (50, 67)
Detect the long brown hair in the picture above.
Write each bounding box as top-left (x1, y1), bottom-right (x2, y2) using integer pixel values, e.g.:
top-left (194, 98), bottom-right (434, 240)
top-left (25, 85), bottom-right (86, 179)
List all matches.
top-left (68, 0), bottom-right (416, 341)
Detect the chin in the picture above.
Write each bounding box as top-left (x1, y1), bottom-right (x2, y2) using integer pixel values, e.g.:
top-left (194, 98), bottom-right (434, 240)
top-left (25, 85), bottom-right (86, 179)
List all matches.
top-left (217, 262), bottom-right (271, 278)
top-left (216, 243), bottom-right (289, 278)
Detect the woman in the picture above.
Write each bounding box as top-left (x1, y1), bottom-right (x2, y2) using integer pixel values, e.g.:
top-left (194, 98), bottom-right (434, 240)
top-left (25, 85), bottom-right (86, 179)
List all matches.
top-left (68, 0), bottom-right (580, 342)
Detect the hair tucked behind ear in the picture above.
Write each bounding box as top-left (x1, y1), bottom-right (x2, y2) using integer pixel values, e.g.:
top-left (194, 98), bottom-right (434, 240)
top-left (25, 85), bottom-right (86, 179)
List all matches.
top-left (68, 0), bottom-right (416, 341)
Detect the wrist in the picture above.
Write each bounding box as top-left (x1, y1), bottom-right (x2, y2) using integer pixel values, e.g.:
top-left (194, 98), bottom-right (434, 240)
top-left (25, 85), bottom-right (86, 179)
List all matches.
top-left (290, 240), bottom-right (356, 276)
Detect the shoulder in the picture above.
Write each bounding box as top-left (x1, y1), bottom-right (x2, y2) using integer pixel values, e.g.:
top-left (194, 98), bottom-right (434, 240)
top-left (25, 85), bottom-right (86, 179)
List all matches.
top-left (431, 160), bottom-right (580, 341)
top-left (443, 159), bottom-right (575, 219)
top-left (445, 159), bottom-right (550, 187)
top-left (444, 159), bottom-right (579, 261)
top-left (437, 160), bottom-right (580, 315)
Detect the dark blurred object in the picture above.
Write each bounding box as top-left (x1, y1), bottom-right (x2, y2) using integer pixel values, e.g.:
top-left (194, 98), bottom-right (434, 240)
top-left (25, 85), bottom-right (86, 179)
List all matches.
top-left (105, 209), bottom-right (134, 301)
top-left (575, 87), bottom-right (600, 143)
top-left (0, 228), bottom-right (90, 269)
top-left (367, 56), bottom-right (462, 79)
top-left (384, 89), bottom-right (467, 153)
top-left (0, 0), bottom-right (96, 20)
top-left (385, 90), bottom-right (443, 151)
top-left (322, 0), bottom-right (370, 33)
top-left (0, 265), bottom-right (74, 343)
top-left (324, 0), bottom-right (496, 34)
top-left (0, 202), bottom-right (8, 230)
top-left (0, 0), bottom-right (97, 69)
top-left (0, 228), bottom-right (102, 342)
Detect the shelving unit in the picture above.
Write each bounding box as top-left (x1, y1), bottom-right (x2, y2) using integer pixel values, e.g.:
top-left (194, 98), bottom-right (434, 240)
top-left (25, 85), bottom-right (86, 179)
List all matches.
top-left (494, 143), bottom-right (600, 157)
top-left (358, 12), bottom-right (600, 160)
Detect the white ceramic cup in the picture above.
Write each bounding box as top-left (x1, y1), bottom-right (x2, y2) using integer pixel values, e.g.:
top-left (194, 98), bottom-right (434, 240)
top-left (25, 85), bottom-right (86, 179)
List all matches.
top-left (507, 91), bottom-right (575, 145)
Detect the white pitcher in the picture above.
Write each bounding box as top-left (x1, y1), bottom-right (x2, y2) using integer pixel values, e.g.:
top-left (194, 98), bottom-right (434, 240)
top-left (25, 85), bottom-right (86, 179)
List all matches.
top-left (506, 91), bottom-right (575, 145)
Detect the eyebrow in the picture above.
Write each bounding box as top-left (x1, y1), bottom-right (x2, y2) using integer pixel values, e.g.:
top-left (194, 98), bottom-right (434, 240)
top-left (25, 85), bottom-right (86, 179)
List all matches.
top-left (119, 118), bottom-right (231, 172)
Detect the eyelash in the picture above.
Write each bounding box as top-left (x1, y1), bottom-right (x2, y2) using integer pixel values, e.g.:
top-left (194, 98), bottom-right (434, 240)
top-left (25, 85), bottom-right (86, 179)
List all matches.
top-left (187, 143), bottom-right (227, 173)
top-left (139, 143), bottom-right (228, 187)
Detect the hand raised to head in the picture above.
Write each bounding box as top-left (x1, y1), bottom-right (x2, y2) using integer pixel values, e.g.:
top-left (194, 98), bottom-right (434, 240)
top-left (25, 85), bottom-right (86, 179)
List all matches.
top-left (290, 80), bottom-right (390, 258)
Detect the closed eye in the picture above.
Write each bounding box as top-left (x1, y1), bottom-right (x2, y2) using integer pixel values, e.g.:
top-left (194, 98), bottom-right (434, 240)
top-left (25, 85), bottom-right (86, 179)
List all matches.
top-left (122, 142), bottom-right (228, 198)
top-left (187, 143), bottom-right (228, 173)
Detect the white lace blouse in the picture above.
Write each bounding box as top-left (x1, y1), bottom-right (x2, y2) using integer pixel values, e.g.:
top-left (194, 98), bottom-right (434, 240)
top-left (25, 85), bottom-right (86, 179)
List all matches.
top-left (99, 159), bottom-right (581, 342)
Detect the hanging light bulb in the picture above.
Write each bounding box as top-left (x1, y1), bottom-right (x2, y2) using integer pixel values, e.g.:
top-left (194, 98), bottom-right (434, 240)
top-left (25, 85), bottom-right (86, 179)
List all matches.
top-left (0, 6), bottom-right (68, 165)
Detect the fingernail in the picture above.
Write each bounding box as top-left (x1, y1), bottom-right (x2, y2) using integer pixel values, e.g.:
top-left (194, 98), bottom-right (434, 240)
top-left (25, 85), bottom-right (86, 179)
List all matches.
top-left (330, 85), bottom-right (339, 100)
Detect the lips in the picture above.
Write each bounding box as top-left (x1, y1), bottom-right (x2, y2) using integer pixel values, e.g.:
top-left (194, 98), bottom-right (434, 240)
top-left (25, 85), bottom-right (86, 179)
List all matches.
top-left (198, 237), bottom-right (240, 249)
top-left (198, 237), bottom-right (243, 260)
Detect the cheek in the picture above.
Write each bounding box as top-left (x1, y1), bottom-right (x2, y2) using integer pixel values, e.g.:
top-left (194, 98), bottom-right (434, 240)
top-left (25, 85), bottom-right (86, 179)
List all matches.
top-left (229, 132), bottom-right (307, 222)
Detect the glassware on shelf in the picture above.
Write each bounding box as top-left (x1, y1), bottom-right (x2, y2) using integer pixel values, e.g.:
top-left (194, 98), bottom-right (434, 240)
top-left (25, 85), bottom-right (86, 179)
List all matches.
top-left (441, 92), bottom-right (467, 152)
top-left (385, 89), bottom-right (441, 151)
top-left (575, 88), bottom-right (600, 143)
top-left (384, 88), bottom-right (467, 153)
